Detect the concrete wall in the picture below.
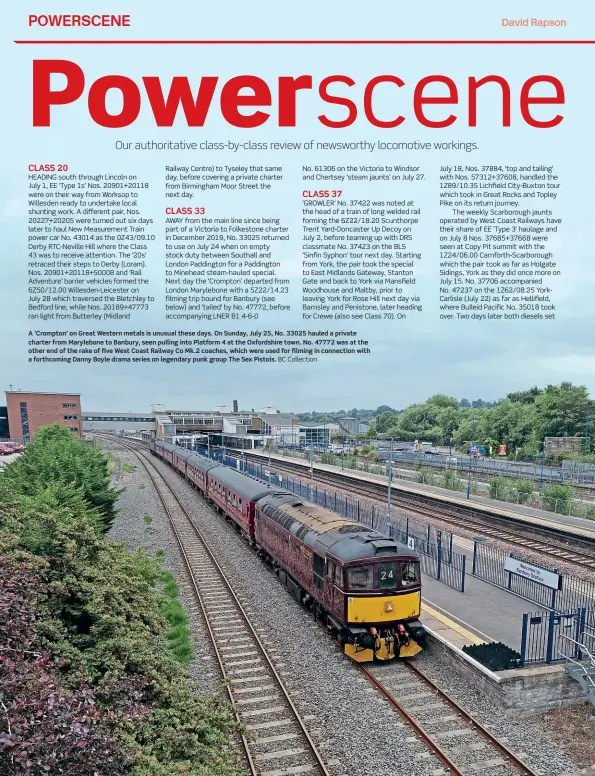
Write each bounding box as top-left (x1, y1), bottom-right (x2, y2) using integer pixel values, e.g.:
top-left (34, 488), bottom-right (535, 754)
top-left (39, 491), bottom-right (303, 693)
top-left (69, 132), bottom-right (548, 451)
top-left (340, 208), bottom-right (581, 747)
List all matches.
top-left (427, 626), bottom-right (587, 715)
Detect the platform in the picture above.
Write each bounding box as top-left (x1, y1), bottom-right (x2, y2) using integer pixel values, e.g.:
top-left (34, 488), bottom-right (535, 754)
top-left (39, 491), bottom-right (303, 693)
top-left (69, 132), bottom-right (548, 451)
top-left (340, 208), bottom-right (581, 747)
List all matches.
top-left (248, 449), bottom-right (595, 543)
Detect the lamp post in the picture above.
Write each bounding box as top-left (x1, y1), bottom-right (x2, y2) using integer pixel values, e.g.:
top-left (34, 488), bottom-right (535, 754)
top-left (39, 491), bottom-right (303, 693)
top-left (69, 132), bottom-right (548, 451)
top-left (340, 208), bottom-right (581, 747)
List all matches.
top-left (466, 415), bottom-right (476, 500)
top-left (386, 437), bottom-right (393, 537)
top-left (268, 439), bottom-right (272, 488)
top-left (309, 447), bottom-right (314, 500)
top-left (539, 439), bottom-right (546, 493)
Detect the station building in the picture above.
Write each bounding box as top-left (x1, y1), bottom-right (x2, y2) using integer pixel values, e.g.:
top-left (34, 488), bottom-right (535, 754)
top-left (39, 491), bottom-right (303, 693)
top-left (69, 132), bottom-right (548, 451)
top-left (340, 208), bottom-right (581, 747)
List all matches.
top-left (5, 391), bottom-right (82, 440)
top-left (152, 401), bottom-right (300, 450)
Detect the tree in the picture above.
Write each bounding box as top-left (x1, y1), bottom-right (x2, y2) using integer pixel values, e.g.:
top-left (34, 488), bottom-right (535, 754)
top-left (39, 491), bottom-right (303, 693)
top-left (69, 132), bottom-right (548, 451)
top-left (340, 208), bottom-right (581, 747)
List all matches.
top-left (366, 425), bottom-right (377, 439)
top-left (483, 399), bottom-right (536, 451)
top-left (506, 386), bottom-right (543, 404)
top-left (533, 383), bottom-right (594, 440)
top-left (376, 411), bottom-right (400, 433)
top-left (459, 398), bottom-right (471, 408)
top-left (426, 394), bottom-right (459, 410)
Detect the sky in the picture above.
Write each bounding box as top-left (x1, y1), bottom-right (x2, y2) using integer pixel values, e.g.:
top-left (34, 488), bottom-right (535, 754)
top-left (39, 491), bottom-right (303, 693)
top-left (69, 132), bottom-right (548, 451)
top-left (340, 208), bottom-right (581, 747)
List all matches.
top-left (1, 2), bottom-right (595, 413)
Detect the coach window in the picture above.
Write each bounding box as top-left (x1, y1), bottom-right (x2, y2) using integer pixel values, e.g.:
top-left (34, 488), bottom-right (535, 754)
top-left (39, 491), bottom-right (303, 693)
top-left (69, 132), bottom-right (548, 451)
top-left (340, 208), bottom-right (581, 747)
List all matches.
top-left (348, 565), bottom-right (374, 590)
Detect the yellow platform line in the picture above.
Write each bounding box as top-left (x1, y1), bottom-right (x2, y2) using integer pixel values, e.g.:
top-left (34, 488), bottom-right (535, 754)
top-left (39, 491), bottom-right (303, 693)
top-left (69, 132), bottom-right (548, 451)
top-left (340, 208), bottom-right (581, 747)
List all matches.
top-left (421, 600), bottom-right (487, 645)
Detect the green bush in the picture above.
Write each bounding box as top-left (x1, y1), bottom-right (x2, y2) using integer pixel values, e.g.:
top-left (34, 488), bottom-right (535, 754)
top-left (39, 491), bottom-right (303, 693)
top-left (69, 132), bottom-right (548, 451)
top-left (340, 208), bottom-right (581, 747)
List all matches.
top-left (488, 476), bottom-right (510, 501)
top-left (0, 423), bottom-right (237, 775)
top-left (542, 483), bottom-right (574, 513)
top-left (416, 467), bottom-right (435, 485)
top-left (441, 469), bottom-right (463, 491)
top-left (463, 642), bottom-right (521, 671)
top-left (513, 478), bottom-right (534, 504)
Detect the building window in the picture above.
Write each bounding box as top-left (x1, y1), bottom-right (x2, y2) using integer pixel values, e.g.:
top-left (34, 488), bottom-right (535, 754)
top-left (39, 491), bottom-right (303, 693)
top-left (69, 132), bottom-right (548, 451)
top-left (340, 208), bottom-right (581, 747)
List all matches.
top-left (71, 427), bottom-right (79, 432)
top-left (63, 403), bottom-right (77, 408)
top-left (20, 402), bottom-right (30, 438)
top-left (63, 415), bottom-right (78, 420)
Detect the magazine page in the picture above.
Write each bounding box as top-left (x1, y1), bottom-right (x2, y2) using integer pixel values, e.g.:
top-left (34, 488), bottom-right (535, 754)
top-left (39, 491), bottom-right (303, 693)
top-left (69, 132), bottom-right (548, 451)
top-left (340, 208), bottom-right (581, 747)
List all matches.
top-left (1, 3), bottom-right (595, 775)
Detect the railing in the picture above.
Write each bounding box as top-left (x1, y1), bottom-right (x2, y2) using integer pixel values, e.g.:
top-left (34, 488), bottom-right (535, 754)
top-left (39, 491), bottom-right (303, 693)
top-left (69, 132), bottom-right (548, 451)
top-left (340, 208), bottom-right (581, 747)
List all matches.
top-left (201, 449), bottom-right (467, 593)
top-left (520, 608), bottom-right (594, 665)
top-left (472, 541), bottom-right (595, 613)
top-left (272, 445), bottom-right (595, 485)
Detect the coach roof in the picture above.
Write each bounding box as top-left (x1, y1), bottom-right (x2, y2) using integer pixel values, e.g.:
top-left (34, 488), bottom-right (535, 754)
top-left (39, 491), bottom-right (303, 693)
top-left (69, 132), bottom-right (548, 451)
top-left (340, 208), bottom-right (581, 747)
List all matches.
top-left (209, 465), bottom-right (281, 501)
top-left (186, 454), bottom-right (223, 475)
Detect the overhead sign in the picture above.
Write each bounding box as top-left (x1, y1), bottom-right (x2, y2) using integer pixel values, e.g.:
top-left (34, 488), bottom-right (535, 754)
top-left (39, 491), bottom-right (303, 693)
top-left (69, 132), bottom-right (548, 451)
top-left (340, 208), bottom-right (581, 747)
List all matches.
top-left (504, 556), bottom-right (561, 590)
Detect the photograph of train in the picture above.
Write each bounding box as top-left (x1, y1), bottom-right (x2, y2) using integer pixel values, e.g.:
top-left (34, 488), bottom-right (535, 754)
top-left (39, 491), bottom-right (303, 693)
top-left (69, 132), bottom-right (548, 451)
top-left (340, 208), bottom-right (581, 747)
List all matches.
top-left (151, 439), bottom-right (426, 662)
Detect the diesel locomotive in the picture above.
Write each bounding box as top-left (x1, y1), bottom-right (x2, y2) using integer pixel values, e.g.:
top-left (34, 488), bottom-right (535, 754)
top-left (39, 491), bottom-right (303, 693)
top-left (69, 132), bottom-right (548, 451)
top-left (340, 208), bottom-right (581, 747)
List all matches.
top-left (151, 440), bottom-right (425, 662)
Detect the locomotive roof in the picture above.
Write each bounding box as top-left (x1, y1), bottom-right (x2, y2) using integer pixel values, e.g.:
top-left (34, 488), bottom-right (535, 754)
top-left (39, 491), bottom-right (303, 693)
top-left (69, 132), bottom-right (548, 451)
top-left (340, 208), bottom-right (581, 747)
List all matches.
top-left (209, 465), bottom-right (283, 501)
top-left (257, 494), bottom-right (418, 562)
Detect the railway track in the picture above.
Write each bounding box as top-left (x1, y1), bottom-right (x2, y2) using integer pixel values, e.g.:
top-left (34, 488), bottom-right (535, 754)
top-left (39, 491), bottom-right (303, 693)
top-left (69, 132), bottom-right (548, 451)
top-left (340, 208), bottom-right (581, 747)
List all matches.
top-left (362, 661), bottom-right (540, 776)
top-left (238, 451), bottom-right (595, 573)
top-left (105, 436), bottom-right (545, 776)
top-left (112, 439), bottom-right (332, 776)
top-left (102, 438), bottom-right (595, 571)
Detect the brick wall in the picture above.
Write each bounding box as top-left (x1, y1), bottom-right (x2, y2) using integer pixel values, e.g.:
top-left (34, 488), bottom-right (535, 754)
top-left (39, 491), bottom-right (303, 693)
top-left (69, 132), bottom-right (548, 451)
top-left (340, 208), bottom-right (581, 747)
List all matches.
top-left (426, 626), bottom-right (587, 715)
top-left (7, 393), bottom-right (82, 440)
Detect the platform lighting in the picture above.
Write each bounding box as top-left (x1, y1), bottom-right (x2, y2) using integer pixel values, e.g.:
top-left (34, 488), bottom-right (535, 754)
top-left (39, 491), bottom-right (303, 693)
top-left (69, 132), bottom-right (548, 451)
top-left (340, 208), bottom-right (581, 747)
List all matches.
top-left (539, 439), bottom-right (546, 493)
top-left (466, 414), bottom-right (477, 500)
top-left (386, 437), bottom-right (394, 537)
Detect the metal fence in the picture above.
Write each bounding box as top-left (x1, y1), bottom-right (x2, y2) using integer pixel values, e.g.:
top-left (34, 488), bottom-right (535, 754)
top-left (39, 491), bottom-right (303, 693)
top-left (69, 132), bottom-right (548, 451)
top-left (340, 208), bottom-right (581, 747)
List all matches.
top-left (473, 541), bottom-right (595, 612)
top-left (273, 445), bottom-right (595, 485)
top-left (264, 448), bottom-right (595, 520)
top-left (520, 608), bottom-right (594, 665)
top-left (202, 449), bottom-right (467, 593)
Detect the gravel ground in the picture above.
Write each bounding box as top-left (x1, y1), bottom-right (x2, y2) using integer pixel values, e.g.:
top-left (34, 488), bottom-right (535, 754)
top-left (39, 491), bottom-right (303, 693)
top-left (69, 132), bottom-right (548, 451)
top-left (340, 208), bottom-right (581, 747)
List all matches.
top-left (417, 651), bottom-right (583, 776)
top-left (118, 446), bottom-right (451, 776)
top-left (102, 439), bottom-right (220, 694)
top-left (541, 704), bottom-right (595, 771)
top-left (128, 442), bottom-right (587, 776)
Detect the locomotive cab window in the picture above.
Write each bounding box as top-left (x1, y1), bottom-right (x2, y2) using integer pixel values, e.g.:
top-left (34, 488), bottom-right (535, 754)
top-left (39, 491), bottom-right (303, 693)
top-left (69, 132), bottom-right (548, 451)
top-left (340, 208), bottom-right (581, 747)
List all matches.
top-left (348, 565), bottom-right (374, 590)
top-left (313, 553), bottom-right (325, 590)
top-left (402, 561), bottom-right (420, 587)
top-left (326, 559), bottom-right (334, 579)
top-left (378, 562), bottom-right (397, 588)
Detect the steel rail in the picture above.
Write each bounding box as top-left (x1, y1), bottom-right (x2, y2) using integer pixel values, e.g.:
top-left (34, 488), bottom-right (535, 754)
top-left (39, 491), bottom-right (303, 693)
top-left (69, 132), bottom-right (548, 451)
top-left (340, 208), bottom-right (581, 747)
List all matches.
top-left (111, 437), bottom-right (331, 776)
top-left (361, 662), bottom-right (540, 776)
top-left (237, 451), bottom-right (595, 571)
top-left (359, 665), bottom-right (466, 776)
top-left (102, 436), bottom-right (540, 776)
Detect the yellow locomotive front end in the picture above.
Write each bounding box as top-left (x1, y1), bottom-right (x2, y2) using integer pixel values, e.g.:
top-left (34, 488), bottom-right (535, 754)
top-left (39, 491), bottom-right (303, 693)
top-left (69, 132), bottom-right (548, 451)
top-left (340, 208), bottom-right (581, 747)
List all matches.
top-left (342, 557), bottom-right (425, 662)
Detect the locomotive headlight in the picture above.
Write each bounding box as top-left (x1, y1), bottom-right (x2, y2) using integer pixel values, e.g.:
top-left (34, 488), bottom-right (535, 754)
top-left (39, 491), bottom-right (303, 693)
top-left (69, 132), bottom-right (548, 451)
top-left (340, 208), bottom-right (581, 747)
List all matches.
top-left (384, 601), bottom-right (394, 613)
